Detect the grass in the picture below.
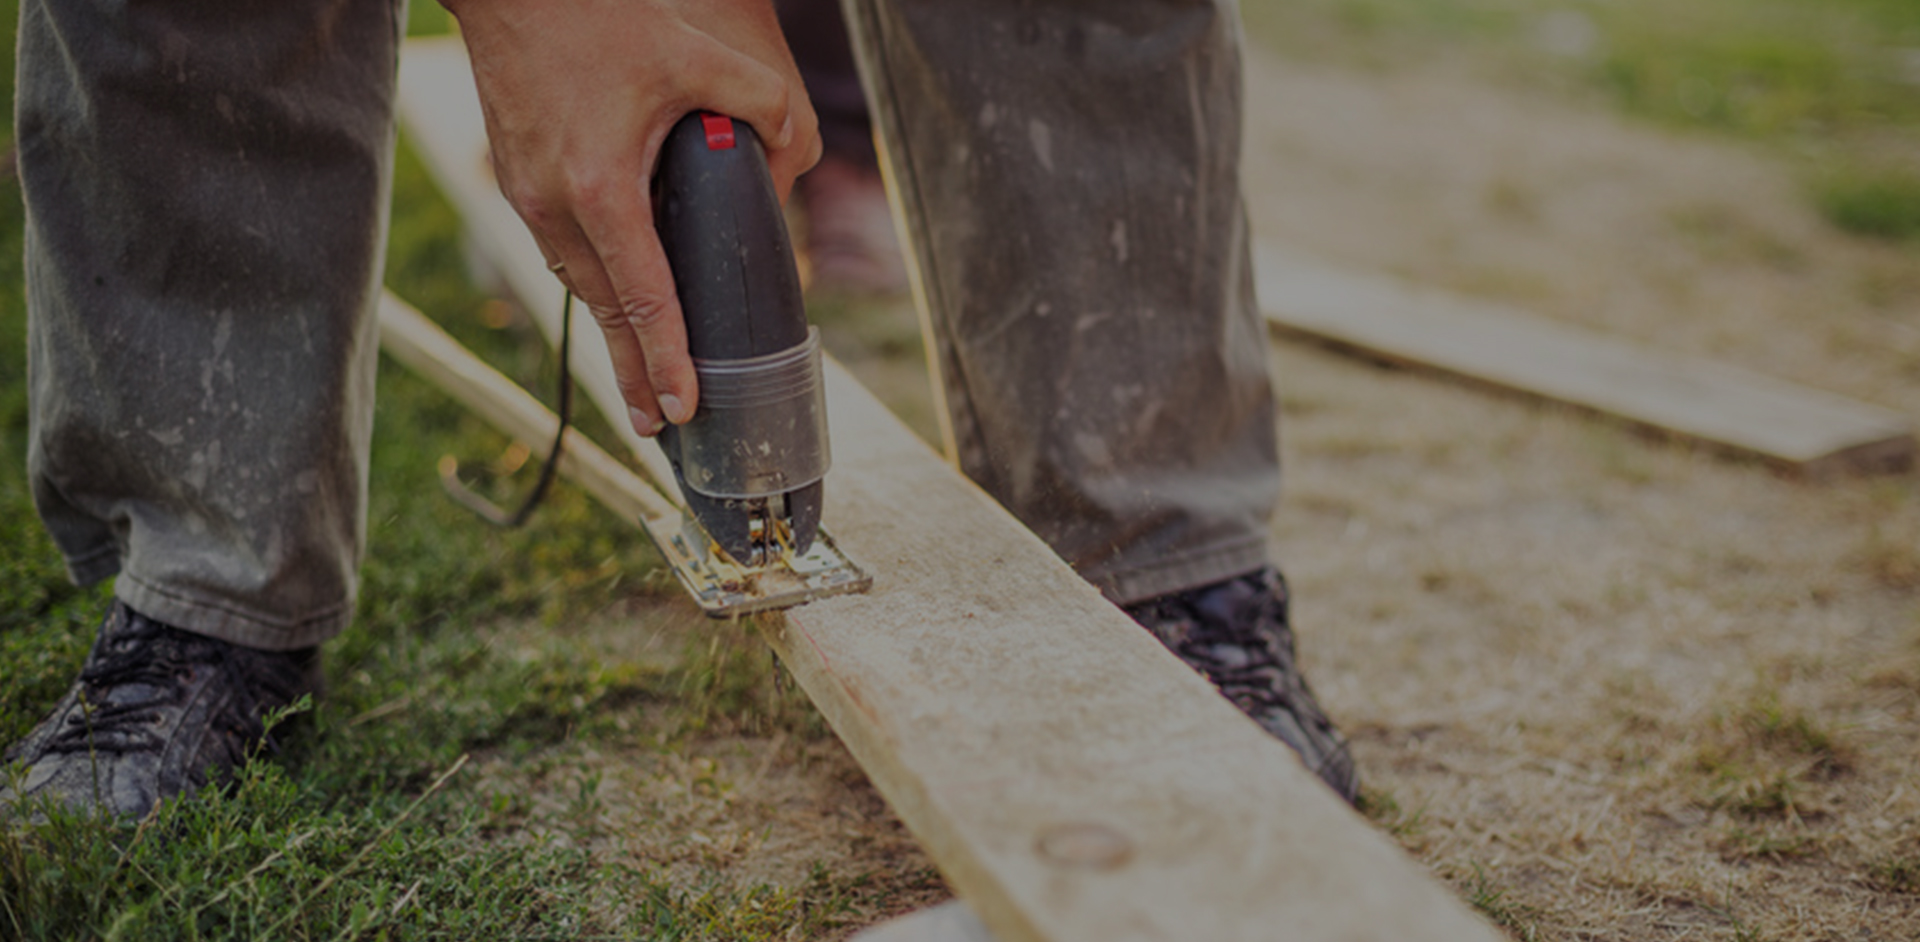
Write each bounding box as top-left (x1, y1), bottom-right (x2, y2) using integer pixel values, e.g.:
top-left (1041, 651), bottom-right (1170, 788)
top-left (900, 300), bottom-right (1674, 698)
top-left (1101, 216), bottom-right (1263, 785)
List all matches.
top-left (1817, 169), bottom-right (1920, 242)
top-left (1459, 862), bottom-right (1542, 941)
top-left (1717, 823), bottom-right (1820, 861)
top-left (1692, 690), bottom-right (1854, 821)
top-left (1869, 854), bottom-right (1920, 894)
top-left (1357, 785), bottom-right (1431, 849)
top-left (0, 11), bottom-right (929, 940)
top-left (1241, 0), bottom-right (1920, 242)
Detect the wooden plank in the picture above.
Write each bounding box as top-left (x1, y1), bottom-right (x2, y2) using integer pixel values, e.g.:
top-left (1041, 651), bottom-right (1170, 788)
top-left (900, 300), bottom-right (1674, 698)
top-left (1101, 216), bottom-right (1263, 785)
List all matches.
top-left (374, 290), bottom-right (676, 527)
top-left (851, 902), bottom-right (998, 942)
top-left (1253, 242), bottom-right (1916, 477)
top-left (396, 36), bottom-right (1502, 942)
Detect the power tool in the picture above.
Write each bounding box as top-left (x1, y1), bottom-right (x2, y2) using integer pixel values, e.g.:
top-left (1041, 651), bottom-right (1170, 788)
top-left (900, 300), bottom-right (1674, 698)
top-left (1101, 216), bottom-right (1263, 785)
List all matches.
top-left (641, 111), bottom-right (870, 617)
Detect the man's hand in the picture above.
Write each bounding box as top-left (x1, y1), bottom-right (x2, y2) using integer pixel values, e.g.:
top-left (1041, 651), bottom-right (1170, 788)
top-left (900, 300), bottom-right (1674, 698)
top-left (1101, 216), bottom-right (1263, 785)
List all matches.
top-left (445, 0), bottom-right (821, 437)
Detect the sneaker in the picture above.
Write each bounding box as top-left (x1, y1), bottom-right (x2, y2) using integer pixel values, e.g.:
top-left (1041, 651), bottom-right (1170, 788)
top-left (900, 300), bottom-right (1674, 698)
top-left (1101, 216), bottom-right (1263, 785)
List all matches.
top-left (1125, 568), bottom-right (1359, 803)
top-left (2, 600), bottom-right (321, 820)
top-left (796, 153), bottom-right (909, 296)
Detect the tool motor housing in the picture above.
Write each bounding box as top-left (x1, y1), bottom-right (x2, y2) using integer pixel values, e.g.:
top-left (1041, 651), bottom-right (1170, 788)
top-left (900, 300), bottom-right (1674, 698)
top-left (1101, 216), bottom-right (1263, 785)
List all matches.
top-left (654, 112), bottom-right (827, 566)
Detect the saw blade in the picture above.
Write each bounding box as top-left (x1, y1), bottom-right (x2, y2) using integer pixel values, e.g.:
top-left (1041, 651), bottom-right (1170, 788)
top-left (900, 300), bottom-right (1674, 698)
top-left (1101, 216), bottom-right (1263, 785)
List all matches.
top-left (639, 507), bottom-right (871, 618)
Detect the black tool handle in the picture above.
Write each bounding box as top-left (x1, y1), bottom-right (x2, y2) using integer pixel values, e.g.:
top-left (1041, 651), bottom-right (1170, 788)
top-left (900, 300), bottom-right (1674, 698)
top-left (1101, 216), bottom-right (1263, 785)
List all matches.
top-left (653, 112), bottom-right (807, 360)
top-left (652, 112), bottom-right (825, 563)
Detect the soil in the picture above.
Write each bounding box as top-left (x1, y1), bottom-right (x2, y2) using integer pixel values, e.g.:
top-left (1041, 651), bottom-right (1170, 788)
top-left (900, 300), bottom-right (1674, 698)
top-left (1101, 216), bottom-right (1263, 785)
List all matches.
top-left (1240, 44), bottom-right (1920, 941)
top-left (547, 37), bottom-right (1920, 942)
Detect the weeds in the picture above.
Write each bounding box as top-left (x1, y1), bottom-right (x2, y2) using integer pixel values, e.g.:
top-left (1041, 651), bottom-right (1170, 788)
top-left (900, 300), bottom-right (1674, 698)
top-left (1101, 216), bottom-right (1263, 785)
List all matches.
top-left (1868, 854), bottom-right (1920, 894)
top-left (1358, 786), bottom-right (1429, 848)
top-left (1738, 693), bottom-right (1855, 776)
top-left (1460, 862), bottom-right (1542, 941)
top-left (1817, 168), bottom-right (1920, 241)
top-left (1691, 690), bottom-right (1853, 828)
top-left (1704, 765), bottom-right (1807, 819)
top-left (1716, 824), bottom-right (1820, 862)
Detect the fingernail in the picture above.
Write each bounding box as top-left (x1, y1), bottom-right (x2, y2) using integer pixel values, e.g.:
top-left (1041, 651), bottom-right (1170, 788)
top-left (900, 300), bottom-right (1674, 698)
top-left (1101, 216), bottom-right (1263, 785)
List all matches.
top-left (629, 407), bottom-right (663, 437)
top-left (776, 114), bottom-right (794, 148)
top-left (659, 394), bottom-right (690, 425)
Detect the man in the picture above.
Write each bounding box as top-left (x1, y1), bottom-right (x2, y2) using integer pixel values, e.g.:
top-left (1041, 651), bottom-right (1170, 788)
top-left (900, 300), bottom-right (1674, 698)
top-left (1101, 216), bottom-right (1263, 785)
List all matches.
top-left (5, 0), bottom-right (1354, 819)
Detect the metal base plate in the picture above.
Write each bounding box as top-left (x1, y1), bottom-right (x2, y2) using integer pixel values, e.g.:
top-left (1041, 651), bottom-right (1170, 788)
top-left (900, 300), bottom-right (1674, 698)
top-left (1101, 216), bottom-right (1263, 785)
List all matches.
top-left (640, 510), bottom-right (872, 618)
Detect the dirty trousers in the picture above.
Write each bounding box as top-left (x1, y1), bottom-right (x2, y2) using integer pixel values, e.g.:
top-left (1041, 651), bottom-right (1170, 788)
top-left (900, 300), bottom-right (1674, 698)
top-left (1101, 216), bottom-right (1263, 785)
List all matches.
top-left (22, 0), bottom-right (1279, 651)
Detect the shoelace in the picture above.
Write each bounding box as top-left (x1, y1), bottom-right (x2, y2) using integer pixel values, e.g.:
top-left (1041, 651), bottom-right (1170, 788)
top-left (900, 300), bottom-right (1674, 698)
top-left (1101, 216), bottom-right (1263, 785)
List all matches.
top-left (1174, 616), bottom-right (1309, 713)
top-left (1133, 575), bottom-right (1357, 797)
top-left (1145, 578), bottom-right (1333, 731)
top-left (45, 618), bottom-right (231, 756)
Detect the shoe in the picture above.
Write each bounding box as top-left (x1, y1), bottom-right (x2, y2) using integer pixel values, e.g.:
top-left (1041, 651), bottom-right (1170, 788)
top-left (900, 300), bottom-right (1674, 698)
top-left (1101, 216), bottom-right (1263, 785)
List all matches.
top-left (796, 153), bottom-right (909, 296)
top-left (2, 600), bottom-right (321, 820)
top-left (1125, 568), bottom-right (1359, 803)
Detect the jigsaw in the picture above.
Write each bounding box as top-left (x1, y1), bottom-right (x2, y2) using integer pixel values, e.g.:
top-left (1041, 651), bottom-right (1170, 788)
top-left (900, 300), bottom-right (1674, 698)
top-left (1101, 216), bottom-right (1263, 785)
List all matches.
top-left (642, 111), bottom-right (871, 617)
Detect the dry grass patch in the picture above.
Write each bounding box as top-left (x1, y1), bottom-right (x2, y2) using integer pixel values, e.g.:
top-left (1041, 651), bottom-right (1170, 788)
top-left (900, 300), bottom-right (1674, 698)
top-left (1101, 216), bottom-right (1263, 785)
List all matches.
top-left (457, 611), bottom-right (949, 938)
top-left (1692, 690), bottom-right (1856, 821)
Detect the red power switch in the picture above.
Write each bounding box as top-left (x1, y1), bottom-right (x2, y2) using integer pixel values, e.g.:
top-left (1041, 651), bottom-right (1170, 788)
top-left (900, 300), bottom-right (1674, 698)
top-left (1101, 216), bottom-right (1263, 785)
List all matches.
top-left (700, 113), bottom-right (736, 151)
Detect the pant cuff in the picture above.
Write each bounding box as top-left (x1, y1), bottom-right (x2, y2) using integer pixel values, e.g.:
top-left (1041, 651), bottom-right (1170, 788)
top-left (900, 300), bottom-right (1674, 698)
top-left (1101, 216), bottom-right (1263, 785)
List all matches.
top-left (115, 573), bottom-right (350, 652)
top-left (1080, 536), bottom-right (1272, 607)
top-left (63, 544), bottom-right (122, 588)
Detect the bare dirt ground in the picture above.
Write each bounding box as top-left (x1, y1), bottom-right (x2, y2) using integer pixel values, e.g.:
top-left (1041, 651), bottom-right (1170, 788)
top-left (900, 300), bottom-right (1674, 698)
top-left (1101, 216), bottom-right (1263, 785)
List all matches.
top-left (515, 37), bottom-right (1920, 942)
top-left (1239, 44), bottom-right (1920, 941)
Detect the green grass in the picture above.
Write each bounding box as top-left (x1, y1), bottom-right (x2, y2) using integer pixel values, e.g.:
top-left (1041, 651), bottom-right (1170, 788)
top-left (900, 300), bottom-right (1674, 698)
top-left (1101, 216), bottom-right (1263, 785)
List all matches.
top-left (1241, 0), bottom-right (1920, 242)
top-left (1693, 690), bottom-right (1852, 822)
top-left (1459, 862), bottom-right (1542, 941)
top-left (1868, 854), bottom-right (1920, 894)
top-left (1590, 0), bottom-right (1920, 136)
top-left (1717, 823), bottom-right (1819, 861)
top-left (0, 12), bottom-right (888, 940)
top-left (1817, 169), bottom-right (1920, 241)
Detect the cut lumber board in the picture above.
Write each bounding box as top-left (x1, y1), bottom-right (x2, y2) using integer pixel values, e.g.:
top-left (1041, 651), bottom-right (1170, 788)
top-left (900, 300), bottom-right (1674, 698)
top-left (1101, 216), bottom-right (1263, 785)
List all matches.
top-left (851, 902), bottom-right (998, 942)
top-left (374, 290), bottom-right (675, 528)
top-left (1253, 242), bottom-right (1916, 478)
top-left (395, 36), bottom-right (1501, 942)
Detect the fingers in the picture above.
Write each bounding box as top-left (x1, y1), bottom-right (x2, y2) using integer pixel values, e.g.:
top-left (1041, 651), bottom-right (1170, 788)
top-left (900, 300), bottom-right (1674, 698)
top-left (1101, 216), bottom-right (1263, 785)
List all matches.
top-left (761, 83), bottom-right (823, 202)
top-left (718, 49), bottom-right (821, 203)
top-left (540, 205), bottom-right (687, 438)
top-left (675, 24), bottom-right (820, 202)
top-left (464, 0), bottom-right (821, 441)
top-left (533, 232), bottom-right (569, 285)
top-left (562, 54), bottom-right (807, 440)
top-left (574, 180), bottom-right (698, 430)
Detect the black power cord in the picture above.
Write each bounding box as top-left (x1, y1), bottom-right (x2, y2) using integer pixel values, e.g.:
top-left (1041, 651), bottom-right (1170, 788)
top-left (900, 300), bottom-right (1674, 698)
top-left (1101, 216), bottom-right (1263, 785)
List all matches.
top-left (439, 287), bottom-right (574, 528)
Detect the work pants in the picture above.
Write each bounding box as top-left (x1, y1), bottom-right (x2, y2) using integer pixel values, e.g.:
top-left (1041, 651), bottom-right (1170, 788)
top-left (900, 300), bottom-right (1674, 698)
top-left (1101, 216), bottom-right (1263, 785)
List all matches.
top-left (21, 0), bottom-right (1277, 652)
top-left (840, 0), bottom-right (1279, 603)
top-left (20, 0), bottom-right (402, 649)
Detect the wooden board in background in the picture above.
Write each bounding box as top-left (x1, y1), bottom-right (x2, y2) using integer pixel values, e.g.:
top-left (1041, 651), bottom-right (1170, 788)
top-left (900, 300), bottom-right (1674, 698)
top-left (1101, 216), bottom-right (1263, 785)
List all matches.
top-left (851, 902), bottom-right (998, 942)
top-left (394, 35), bottom-right (1502, 942)
top-left (1254, 243), bottom-right (1915, 478)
